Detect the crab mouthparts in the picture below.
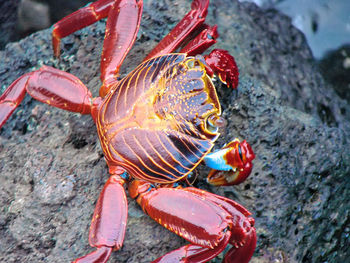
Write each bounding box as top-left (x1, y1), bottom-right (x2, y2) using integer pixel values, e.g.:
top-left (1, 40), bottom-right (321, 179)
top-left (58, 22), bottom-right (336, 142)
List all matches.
top-left (207, 169), bottom-right (241, 186)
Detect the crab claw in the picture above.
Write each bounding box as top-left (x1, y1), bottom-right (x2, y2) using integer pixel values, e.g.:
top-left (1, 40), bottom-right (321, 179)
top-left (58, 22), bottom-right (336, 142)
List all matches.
top-left (204, 139), bottom-right (255, 186)
top-left (205, 49), bottom-right (239, 89)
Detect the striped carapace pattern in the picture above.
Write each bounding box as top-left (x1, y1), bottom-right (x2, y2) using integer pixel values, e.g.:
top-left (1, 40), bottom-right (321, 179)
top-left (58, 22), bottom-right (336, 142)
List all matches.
top-left (96, 54), bottom-right (221, 183)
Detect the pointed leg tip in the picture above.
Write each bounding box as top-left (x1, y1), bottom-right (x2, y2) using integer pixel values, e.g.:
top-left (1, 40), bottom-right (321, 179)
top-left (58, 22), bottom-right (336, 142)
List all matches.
top-left (223, 228), bottom-right (257, 263)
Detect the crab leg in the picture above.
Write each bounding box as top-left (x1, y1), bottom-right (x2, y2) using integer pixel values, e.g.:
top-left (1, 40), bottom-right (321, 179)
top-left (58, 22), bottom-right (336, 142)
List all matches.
top-left (184, 188), bottom-right (257, 263)
top-left (74, 171), bottom-right (128, 263)
top-left (99, 0), bottom-right (143, 97)
top-left (179, 24), bottom-right (218, 56)
top-left (129, 180), bottom-right (256, 263)
top-left (142, 0), bottom-right (239, 89)
top-left (0, 66), bottom-right (96, 129)
top-left (152, 234), bottom-right (231, 263)
top-left (52, 0), bottom-right (144, 97)
top-left (144, 0), bottom-right (210, 61)
top-left (174, 22), bottom-right (240, 89)
top-left (0, 72), bottom-right (30, 128)
top-left (52, 0), bottom-right (115, 57)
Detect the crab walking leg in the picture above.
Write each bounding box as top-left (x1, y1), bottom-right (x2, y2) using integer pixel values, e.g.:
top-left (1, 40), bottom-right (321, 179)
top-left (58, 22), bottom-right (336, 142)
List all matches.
top-left (0, 66), bottom-right (95, 129)
top-left (140, 0), bottom-right (239, 89)
top-left (153, 229), bottom-right (257, 263)
top-left (0, 72), bottom-right (30, 128)
top-left (52, 0), bottom-right (115, 57)
top-left (176, 25), bottom-right (240, 89)
top-left (52, 0), bottom-right (143, 97)
top-left (74, 173), bottom-right (128, 263)
top-left (223, 228), bottom-right (257, 263)
top-left (129, 181), bottom-right (256, 263)
top-left (143, 0), bottom-right (210, 61)
top-left (99, 0), bottom-right (143, 97)
top-left (174, 21), bottom-right (240, 89)
top-left (152, 234), bottom-right (231, 263)
top-left (184, 188), bottom-right (257, 263)
top-left (178, 24), bottom-right (218, 56)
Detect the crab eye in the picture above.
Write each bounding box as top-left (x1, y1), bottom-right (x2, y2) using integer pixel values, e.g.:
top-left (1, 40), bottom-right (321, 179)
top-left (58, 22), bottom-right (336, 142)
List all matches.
top-left (238, 144), bottom-right (243, 161)
top-left (186, 58), bottom-right (202, 69)
top-left (206, 114), bottom-right (226, 133)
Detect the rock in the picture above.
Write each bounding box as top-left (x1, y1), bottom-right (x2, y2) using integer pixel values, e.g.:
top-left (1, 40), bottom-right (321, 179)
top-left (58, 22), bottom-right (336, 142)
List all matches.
top-left (0, 0), bottom-right (92, 50)
top-left (43, 0), bottom-right (92, 24)
top-left (0, 0), bottom-right (349, 262)
top-left (318, 44), bottom-right (350, 104)
top-left (17, 0), bottom-right (50, 34)
top-left (0, 0), bottom-right (20, 49)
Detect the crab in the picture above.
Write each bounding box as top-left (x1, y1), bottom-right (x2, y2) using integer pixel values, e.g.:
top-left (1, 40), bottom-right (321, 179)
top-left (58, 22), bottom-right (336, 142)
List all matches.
top-left (0, 0), bottom-right (257, 262)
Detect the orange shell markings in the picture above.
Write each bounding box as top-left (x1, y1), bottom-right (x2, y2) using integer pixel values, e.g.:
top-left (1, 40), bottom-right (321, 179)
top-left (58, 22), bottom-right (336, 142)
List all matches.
top-left (96, 54), bottom-right (222, 183)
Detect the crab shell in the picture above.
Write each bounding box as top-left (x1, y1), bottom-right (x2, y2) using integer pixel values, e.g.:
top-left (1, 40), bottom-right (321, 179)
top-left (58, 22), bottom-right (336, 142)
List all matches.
top-left (95, 53), bottom-right (222, 183)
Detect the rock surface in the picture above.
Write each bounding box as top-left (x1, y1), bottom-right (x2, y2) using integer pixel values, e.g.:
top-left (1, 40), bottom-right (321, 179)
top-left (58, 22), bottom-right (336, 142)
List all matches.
top-left (318, 44), bottom-right (350, 104)
top-left (0, 0), bottom-right (349, 262)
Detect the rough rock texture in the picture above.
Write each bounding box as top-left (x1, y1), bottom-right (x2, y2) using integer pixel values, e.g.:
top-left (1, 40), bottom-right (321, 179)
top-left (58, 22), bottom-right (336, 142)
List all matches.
top-left (0, 0), bottom-right (349, 262)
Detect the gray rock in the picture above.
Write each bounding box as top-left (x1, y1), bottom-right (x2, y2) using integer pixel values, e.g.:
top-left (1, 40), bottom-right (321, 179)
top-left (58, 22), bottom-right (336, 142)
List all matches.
top-left (0, 0), bottom-right (349, 262)
top-left (318, 44), bottom-right (350, 104)
top-left (18, 0), bottom-right (50, 33)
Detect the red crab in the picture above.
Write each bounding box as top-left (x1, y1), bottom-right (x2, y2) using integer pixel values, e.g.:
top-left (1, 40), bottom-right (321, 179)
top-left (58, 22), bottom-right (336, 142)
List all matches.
top-left (0, 0), bottom-right (256, 262)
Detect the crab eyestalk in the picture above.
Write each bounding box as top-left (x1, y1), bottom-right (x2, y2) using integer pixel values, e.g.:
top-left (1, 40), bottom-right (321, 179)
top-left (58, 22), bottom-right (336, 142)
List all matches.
top-left (204, 139), bottom-right (255, 186)
top-left (205, 114), bottom-right (227, 134)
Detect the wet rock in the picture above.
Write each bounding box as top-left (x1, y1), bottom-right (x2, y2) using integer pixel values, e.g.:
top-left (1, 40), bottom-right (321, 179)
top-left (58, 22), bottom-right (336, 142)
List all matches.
top-left (0, 0), bottom-right (349, 262)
